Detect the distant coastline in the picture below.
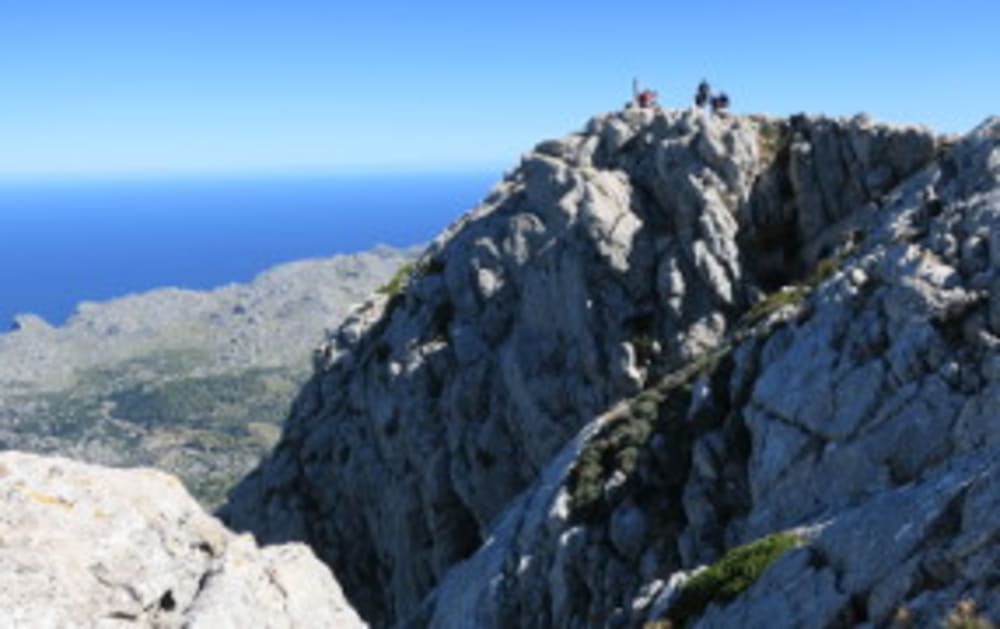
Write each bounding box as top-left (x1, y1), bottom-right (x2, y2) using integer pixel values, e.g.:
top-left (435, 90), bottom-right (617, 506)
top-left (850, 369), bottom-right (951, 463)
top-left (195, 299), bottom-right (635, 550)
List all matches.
top-left (0, 172), bottom-right (495, 327)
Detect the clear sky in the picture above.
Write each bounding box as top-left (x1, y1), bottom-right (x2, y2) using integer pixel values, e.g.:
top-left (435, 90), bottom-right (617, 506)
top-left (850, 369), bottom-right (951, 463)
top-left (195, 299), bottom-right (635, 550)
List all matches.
top-left (2, 0), bottom-right (997, 178)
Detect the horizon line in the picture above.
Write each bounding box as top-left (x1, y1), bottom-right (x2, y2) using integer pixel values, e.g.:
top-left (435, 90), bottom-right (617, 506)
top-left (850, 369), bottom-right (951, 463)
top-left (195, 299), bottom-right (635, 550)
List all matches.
top-left (0, 165), bottom-right (508, 185)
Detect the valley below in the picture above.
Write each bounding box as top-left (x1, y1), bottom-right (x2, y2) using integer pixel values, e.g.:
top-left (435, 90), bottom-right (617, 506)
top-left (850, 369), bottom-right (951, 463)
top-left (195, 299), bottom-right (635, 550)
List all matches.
top-left (0, 245), bottom-right (418, 507)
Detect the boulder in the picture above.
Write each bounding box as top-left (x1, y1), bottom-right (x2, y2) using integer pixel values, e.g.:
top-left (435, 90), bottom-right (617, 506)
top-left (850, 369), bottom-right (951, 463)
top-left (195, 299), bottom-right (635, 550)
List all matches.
top-left (0, 451), bottom-right (364, 628)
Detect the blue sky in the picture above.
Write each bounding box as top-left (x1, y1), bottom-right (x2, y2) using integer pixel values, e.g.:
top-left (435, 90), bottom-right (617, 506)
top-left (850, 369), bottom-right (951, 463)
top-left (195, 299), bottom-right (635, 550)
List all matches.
top-left (2, 0), bottom-right (997, 178)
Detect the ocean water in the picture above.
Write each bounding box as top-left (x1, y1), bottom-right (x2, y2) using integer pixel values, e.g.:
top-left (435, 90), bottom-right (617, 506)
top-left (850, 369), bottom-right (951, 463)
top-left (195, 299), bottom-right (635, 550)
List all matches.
top-left (0, 173), bottom-right (498, 327)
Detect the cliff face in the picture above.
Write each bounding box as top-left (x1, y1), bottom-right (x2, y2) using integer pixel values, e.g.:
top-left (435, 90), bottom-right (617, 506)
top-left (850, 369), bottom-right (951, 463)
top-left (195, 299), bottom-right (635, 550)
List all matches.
top-left (223, 108), bottom-right (998, 627)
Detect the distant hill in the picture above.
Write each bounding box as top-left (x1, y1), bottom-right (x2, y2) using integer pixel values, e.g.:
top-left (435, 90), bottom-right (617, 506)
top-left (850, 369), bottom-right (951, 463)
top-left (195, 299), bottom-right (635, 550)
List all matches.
top-left (0, 244), bottom-right (418, 507)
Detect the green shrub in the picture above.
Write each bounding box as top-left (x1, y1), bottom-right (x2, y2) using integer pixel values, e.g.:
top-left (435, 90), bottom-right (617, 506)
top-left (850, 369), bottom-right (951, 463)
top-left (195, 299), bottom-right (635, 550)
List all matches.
top-left (568, 380), bottom-right (694, 520)
top-left (740, 286), bottom-right (808, 328)
top-left (666, 531), bottom-right (803, 626)
top-left (566, 338), bottom-right (739, 521)
top-left (804, 247), bottom-right (854, 288)
top-left (738, 249), bottom-right (853, 331)
top-left (376, 256), bottom-right (446, 299)
top-left (377, 261), bottom-right (418, 297)
top-left (568, 405), bottom-right (654, 519)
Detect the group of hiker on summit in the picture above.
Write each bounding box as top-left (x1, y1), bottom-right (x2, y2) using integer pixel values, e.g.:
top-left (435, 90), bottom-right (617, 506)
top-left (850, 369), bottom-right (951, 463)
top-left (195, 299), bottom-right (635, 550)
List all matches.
top-left (629, 78), bottom-right (730, 113)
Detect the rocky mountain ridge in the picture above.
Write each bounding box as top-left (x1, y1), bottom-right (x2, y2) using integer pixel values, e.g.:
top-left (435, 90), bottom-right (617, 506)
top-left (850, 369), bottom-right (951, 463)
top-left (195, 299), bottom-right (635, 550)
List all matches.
top-left (223, 106), bottom-right (999, 627)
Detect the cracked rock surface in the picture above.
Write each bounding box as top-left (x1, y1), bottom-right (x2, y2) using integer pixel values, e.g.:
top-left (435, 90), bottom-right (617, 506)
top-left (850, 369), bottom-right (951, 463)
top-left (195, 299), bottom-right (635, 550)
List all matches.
top-left (420, 117), bottom-right (1000, 628)
top-left (0, 451), bottom-right (364, 628)
top-left (223, 108), bottom-right (998, 627)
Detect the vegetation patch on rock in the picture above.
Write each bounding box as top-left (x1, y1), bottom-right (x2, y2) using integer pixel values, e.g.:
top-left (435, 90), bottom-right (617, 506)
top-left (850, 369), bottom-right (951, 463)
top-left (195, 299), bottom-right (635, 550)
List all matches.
top-left (665, 531), bottom-right (804, 627)
top-left (377, 261), bottom-right (419, 298)
top-left (377, 256), bottom-right (446, 298)
top-left (567, 343), bottom-right (735, 522)
top-left (752, 117), bottom-right (792, 167)
top-left (738, 249), bottom-right (850, 330)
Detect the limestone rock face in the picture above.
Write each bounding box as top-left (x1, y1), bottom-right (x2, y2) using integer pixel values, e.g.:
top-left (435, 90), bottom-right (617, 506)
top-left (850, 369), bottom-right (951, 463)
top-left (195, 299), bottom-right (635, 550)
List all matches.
top-left (223, 109), bottom-right (999, 627)
top-left (418, 117), bottom-right (1000, 628)
top-left (0, 451), bottom-right (364, 628)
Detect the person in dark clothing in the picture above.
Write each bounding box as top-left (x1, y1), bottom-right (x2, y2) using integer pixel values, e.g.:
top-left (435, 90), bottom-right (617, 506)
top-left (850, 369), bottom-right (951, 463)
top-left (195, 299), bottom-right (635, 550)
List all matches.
top-left (711, 92), bottom-right (730, 113)
top-left (695, 80), bottom-right (711, 107)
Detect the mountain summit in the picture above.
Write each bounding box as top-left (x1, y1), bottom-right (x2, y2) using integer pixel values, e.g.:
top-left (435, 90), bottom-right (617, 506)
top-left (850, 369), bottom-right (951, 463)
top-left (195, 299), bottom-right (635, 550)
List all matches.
top-left (222, 106), bottom-right (998, 627)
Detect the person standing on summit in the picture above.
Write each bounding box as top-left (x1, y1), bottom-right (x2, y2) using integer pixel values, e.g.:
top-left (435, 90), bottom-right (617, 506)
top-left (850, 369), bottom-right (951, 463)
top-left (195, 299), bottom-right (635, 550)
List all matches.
top-left (711, 92), bottom-right (730, 113)
top-left (695, 80), bottom-right (711, 107)
top-left (631, 78), bottom-right (659, 109)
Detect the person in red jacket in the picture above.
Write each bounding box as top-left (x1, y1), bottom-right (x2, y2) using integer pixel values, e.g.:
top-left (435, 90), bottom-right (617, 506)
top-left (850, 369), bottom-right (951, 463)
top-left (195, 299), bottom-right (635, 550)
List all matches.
top-left (631, 78), bottom-right (659, 109)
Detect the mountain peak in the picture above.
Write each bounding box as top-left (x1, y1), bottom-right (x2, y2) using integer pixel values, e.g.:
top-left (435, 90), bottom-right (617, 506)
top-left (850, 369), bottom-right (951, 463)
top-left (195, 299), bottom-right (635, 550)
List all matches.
top-left (223, 108), bottom-right (998, 627)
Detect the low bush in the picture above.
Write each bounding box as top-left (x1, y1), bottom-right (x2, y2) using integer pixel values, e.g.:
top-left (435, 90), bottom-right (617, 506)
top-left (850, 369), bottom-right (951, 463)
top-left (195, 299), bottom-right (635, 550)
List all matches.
top-left (666, 531), bottom-right (803, 626)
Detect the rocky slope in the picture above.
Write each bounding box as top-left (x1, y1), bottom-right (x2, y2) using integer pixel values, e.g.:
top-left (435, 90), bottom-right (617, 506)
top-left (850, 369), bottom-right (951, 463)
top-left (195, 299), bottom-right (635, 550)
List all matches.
top-left (0, 245), bottom-right (417, 506)
top-left (224, 107), bottom-right (998, 627)
top-left (0, 450), bottom-right (363, 627)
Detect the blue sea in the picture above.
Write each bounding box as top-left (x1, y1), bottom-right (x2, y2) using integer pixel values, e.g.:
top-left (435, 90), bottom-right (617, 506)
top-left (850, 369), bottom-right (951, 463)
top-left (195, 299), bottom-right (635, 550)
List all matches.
top-left (0, 173), bottom-right (497, 328)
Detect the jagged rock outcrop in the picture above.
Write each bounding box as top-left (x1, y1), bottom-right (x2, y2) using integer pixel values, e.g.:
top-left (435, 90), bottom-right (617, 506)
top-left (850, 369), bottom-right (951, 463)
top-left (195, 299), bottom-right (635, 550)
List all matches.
top-left (0, 450), bottom-right (364, 628)
top-left (413, 118), bottom-right (999, 628)
top-left (224, 107), bottom-right (998, 627)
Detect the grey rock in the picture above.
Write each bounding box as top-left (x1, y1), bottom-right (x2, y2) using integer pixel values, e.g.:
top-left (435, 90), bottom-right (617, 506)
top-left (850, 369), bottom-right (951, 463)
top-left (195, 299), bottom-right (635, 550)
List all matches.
top-left (224, 109), bottom-right (1000, 628)
top-left (989, 276), bottom-right (1000, 334)
top-left (696, 455), bottom-right (998, 628)
top-left (609, 501), bottom-right (648, 561)
top-left (0, 450), bottom-right (363, 628)
top-left (693, 547), bottom-right (845, 629)
top-left (8, 313), bottom-right (52, 333)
